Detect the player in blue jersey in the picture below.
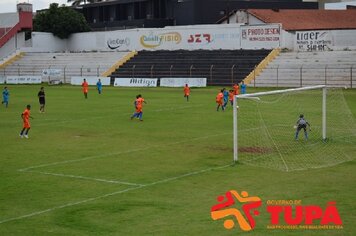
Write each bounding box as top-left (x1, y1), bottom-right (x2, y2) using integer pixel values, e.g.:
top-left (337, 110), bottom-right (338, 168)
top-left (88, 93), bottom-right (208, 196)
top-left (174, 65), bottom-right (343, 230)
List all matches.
top-left (2, 86), bottom-right (9, 108)
top-left (223, 88), bottom-right (229, 108)
top-left (295, 114), bottom-right (311, 140)
top-left (96, 79), bottom-right (102, 94)
top-left (240, 81), bottom-right (247, 94)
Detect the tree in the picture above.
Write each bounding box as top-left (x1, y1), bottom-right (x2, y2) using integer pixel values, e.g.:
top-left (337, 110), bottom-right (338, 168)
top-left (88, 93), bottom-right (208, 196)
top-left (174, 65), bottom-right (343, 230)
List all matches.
top-left (33, 3), bottom-right (90, 39)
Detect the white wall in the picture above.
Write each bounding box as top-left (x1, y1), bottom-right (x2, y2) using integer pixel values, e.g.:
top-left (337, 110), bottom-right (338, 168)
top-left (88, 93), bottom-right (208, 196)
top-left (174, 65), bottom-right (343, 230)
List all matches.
top-left (26, 24), bottom-right (356, 53)
top-left (281, 29), bottom-right (294, 50)
top-left (29, 24), bottom-right (261, 52)
top-left (75, 24), bottom-right (242, 51)
top-left (0, 32), bottom-right (25, 60)
top-left (25, 32), bottom-right (67, 52)
top-left (332, 29), bottom-right (356, 50)
top-left (67, 31), bottom-right (105, 52)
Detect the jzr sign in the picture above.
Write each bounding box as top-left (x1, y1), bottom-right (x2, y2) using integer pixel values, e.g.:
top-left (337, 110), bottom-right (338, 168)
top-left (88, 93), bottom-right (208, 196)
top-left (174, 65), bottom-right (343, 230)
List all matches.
top-left (295, 31), bottom-right (333, 51)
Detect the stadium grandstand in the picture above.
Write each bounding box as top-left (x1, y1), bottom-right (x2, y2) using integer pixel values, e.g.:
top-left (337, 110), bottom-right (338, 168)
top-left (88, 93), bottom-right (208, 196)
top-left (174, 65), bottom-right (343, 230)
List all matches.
top-left (0, 2), bottom-right (356, 87)
top-left (110, 49), bottom-right (271, 86)
top-left (0, 51), bottom-right (129, 84)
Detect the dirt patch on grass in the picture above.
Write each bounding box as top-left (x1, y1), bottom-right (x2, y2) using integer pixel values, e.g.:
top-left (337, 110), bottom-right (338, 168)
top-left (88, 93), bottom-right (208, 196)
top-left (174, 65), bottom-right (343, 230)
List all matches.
top-left (239, 146), bottom-right (273, 154)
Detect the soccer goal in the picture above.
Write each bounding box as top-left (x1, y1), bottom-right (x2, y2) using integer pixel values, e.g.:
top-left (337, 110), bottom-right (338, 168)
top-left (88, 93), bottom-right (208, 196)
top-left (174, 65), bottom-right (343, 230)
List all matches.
top-left (233, 85), bottom-right (356, 171)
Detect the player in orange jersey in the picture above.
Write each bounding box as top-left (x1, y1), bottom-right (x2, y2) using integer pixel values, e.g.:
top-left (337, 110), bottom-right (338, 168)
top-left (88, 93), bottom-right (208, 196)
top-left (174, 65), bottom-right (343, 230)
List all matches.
top-left (216, 89), bottom-right (224, 111)
top-left (82, 79), bottom-right (89, 99)
top-left (229, 89), bottom-right (234, 106)
top-left (233, 83), bottom-right (239, 95)
top-left (19, 104), bottom-right (33, 138)
top-left (184, 84), bottom-right (190, 102)
top-left (131, 94), bottom-right (147, 121)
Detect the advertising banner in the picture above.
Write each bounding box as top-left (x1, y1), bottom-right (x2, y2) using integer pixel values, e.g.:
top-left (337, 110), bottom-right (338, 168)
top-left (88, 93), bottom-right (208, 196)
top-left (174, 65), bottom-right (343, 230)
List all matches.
top-left (241, 24), bottom-right (281, 49)
top-left (6, 76), bottom-right (42, 84)
top-left (295, 31), bottom-right (333, 51)
top-left (160, 77), bottom-right (207, 87)
top-left (42, 69), bottom-right (62, 76)
top-left (105, 25), bottom-right (241, 51)
top-left (114, 78), bottom-right (158, 87)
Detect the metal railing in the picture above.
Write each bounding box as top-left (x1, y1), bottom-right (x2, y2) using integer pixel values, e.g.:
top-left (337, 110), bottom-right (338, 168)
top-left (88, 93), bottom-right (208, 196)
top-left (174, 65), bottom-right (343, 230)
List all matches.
top-left (114, 64), bottom-right (356, 87)
top-left (0, 65), bottom-right (107, 84)
top-left (116, 64), bottom-right (255, 85)
top-left (1, 63), bottom-right (355, 87)
top-left (252, 65), bottom-right (356, 88)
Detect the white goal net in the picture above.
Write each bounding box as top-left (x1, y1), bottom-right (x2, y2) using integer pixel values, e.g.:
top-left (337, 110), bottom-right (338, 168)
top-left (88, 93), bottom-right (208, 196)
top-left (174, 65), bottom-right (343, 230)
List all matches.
top-left (233, 85), bottom-right (356, 171)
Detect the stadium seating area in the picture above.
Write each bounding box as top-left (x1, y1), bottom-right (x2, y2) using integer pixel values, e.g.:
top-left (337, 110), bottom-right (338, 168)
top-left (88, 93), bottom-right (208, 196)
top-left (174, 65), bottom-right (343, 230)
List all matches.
top-left (0, 52), bottom-right (126, 82)
top-left (111, 50), bottom-right (271, 86)
top-left (253, 50), bottom-right (356, 87)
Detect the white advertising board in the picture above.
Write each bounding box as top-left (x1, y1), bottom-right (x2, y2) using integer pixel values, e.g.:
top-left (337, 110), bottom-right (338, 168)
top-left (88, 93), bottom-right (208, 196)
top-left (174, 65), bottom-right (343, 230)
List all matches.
top-left (6, 76), bottom-right (42, 84)
top-left (0, 76), bottom-right (5, 84)
top-left (71, 76), bottom-right (110, 86)
top-left (160, 77), bottom-right (207, 87)
top-left (295, 31), bottom-right (333, 51)
top-left (241, 24), bottom-right (281, 49)
top-left (114, 78), bottom-right (158, 87)
top-left (105, 24), bottom-right (241, 51)
top-left (42, 68), bottom-right (62, 76)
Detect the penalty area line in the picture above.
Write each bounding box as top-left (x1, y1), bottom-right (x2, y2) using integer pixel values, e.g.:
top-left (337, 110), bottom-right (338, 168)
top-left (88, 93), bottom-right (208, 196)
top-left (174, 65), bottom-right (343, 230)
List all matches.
top-left (22, 170), bottom-right (144, 187)
top-left (1, 163), bottom-right (232, 224)
top-left (18, 132), bottom-right (231, 172)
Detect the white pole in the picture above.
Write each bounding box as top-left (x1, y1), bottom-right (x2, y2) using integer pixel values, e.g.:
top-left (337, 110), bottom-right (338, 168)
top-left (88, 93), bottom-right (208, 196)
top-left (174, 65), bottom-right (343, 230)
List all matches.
top-left (233, 95), bottom-right (238, 162)
top-left (236, 85), bottom-right (326, 99)
top-left (322, 87), bottom-right (327, 140)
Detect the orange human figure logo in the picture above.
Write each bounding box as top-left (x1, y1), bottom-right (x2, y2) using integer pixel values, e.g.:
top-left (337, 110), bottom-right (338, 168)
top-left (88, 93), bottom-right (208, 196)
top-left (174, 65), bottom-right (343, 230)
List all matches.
top-left (211, 190), bottom-right (262, 231)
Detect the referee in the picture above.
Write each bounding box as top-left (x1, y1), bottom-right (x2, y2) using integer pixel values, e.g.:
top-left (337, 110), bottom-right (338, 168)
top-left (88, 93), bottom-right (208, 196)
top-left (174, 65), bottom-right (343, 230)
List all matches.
top-left (38, 87), bottom-right (46, 113)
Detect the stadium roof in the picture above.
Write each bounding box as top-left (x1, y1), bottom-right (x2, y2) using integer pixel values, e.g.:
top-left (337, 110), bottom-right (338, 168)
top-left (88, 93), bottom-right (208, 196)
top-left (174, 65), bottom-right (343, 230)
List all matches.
top-left (247, 9), bottom-right (356, 31)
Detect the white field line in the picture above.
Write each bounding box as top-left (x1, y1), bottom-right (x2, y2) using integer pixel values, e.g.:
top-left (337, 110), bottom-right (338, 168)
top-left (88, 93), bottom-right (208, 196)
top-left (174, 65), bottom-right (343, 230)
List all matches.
top-left (34, 104), bottom-right (204, 127)
top-left (22, 170), bottom-right (144, 186)
top-left (18, 147), bottom-right (151, 172)
top-left (18, 132), bottom-right (231, 172)
top-left (2, 104), bottom-right (203, 126)
top-left (1, 164), bottom-right (232, 224)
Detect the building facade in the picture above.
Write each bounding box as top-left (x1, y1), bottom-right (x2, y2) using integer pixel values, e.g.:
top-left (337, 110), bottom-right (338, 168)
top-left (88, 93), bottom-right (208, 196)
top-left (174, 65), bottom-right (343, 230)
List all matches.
top-left (74, 0), bottom-right (318, 30)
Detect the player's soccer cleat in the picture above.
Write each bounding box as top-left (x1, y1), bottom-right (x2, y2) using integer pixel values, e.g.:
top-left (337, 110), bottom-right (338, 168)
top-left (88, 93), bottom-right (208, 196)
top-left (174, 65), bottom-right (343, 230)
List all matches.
top-left (24, 135), bottom-right (29, 139)
top-left (19, 134), bottom-right (23, 138)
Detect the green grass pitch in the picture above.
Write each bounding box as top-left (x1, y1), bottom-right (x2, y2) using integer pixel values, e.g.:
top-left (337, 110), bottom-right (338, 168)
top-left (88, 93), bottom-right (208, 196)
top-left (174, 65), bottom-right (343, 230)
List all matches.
top-left (0, 85), bottom-right (355, 235)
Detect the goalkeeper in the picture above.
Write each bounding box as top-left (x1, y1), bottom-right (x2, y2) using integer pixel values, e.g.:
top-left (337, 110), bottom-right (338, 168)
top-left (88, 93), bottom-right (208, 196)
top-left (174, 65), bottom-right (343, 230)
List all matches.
top-left (295, 114), bottom-right (311, 140)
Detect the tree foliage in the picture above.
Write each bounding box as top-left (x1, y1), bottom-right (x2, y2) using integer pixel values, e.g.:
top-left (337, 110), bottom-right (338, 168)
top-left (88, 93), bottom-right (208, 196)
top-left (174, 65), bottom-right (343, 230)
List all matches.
top-left (33, 3), bottom-right (90, 39)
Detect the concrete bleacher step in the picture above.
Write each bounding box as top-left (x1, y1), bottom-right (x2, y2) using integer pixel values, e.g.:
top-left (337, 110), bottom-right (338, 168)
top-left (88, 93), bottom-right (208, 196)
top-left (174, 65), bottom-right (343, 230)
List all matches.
top-left (113, 49), bottom-right (270, 85)
top-left (253, 51), bottom-right (356, 88)
top-left (0, 51), bottom-right (129, 82)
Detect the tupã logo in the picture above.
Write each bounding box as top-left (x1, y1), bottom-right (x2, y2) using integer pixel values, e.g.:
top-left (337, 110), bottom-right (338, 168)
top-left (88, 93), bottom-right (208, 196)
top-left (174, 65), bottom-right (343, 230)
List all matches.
top-left (211, 190), bottom-right (262, 231)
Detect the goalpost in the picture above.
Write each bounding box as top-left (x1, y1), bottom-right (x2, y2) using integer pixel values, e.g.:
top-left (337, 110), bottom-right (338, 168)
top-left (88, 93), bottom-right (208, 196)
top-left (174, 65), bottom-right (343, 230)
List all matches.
top-left (233, 85), bottom-right (327, 163)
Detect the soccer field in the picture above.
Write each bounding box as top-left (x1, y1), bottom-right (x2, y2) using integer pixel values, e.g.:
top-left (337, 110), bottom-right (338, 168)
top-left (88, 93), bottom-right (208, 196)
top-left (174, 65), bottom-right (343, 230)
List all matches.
top-left (0, 85), bottom-right (355, 235)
